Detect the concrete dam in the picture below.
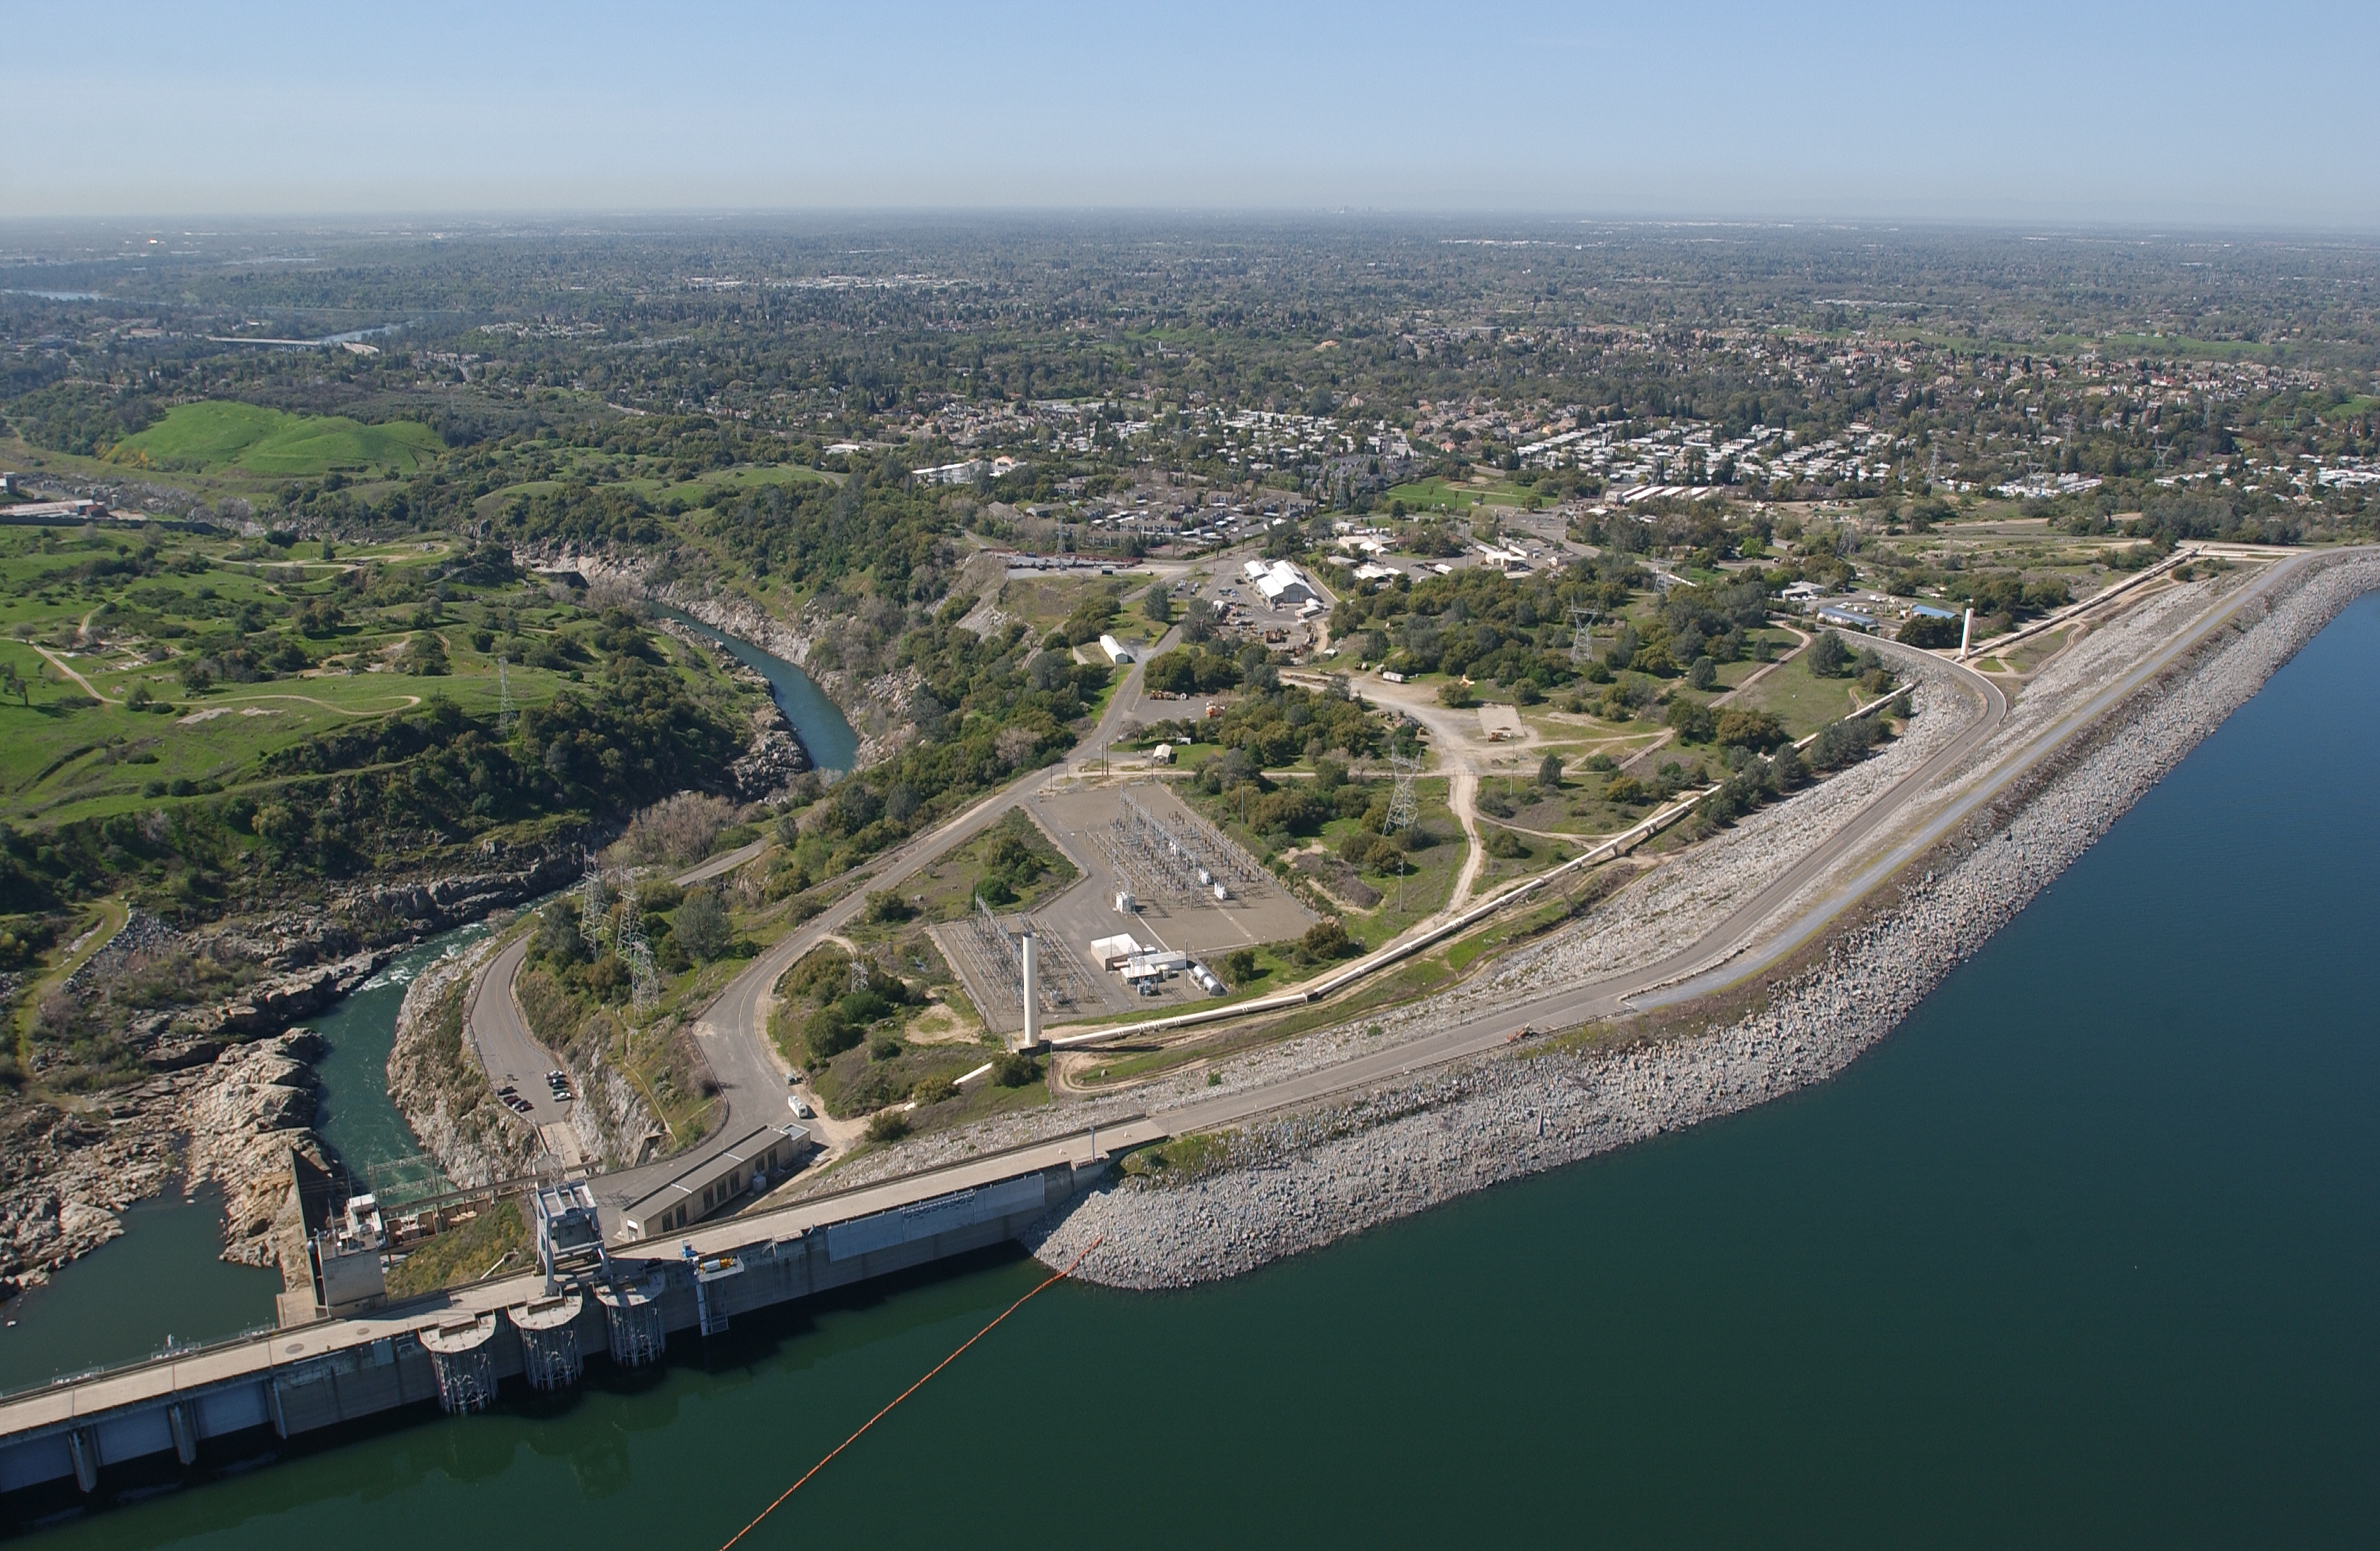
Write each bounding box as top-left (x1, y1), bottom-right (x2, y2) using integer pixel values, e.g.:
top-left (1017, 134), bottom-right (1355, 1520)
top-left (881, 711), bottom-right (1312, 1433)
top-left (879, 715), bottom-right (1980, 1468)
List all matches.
top-left (0, 1120), bottom-right (1157, 1512)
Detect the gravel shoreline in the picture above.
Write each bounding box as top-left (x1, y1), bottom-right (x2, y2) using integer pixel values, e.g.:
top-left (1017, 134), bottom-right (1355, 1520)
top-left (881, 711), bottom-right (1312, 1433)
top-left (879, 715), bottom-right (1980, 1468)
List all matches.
top-left (1026, 554), bottom-right (2380, 1290)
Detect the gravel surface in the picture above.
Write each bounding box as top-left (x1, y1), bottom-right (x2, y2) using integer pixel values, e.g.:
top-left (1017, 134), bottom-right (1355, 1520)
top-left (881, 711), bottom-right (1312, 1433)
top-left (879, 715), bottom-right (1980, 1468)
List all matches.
top-left (1025, 556), bottom-right (2380, 1289)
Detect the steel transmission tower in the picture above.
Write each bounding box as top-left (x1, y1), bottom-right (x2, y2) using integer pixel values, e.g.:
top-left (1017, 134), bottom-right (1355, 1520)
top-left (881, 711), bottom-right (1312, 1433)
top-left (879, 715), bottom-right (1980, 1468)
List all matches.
top-left (1385, 748), bottom-right (1422, 835)
top-left (1568, 607), bottom-right (1598, 666)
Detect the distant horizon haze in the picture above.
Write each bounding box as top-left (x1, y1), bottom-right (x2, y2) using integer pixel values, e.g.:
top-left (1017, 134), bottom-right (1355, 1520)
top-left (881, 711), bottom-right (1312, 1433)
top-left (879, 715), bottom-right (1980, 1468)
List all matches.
top-left (6, 0), bottom-right (2377, 229)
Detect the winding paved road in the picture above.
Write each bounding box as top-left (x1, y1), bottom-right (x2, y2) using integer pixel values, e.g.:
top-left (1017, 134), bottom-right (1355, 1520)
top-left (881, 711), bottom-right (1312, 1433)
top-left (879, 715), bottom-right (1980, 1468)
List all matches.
top-left (470, 618), bottom-right (1176, 1210)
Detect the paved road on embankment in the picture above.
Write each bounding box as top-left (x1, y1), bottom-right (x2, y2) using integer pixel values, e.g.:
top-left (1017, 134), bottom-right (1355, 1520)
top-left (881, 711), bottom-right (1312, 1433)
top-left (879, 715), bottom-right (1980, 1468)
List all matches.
top-left (1152, 552), bottom-right (2324, 1140)
top-left (465, 836), bottom-right (776, 1137)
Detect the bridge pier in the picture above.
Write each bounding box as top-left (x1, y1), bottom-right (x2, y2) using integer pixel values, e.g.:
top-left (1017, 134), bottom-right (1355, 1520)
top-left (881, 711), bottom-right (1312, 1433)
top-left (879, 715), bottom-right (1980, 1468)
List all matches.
top-left (67, 1429), bottom-right (96, 1495)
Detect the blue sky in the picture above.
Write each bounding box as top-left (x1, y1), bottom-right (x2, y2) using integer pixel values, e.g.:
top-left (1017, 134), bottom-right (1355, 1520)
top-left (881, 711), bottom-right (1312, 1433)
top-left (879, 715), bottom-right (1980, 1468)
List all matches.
top-left (8, 0), bottom-right (2375, 225)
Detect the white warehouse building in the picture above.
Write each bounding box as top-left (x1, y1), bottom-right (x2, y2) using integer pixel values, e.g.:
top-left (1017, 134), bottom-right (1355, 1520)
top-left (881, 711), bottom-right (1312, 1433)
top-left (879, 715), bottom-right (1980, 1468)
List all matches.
top-left (1242, 558), bottom-right (1317, 609)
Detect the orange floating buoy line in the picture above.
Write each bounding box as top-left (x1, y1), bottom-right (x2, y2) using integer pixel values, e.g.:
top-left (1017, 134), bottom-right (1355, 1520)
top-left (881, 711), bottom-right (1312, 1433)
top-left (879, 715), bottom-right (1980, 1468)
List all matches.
top-left (717, 1237), bottom-right (1105, 1550)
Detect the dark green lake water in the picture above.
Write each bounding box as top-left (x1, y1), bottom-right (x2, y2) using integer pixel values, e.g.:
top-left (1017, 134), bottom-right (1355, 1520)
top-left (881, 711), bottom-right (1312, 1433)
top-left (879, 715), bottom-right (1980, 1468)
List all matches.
top-left (18, 595), bottom-right (2380, 1545)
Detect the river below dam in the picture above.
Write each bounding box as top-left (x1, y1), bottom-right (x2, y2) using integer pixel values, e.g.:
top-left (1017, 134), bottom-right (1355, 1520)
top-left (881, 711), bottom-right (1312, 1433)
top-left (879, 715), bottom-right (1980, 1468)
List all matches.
top-left (0, 609), bottom-right (859, 1405)
top-left (13, 593), bottom-right (2380, 1544)
top-left (656, 605), bottom-right (858, 779)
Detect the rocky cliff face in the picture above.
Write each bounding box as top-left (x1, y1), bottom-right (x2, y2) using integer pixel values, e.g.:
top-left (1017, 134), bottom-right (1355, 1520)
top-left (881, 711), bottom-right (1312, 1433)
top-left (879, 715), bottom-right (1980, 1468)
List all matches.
top-left (650, 617), bottom-right (811, 802)
top-left (385, 935), bottom-right (671, 1181)
top-left (333, 844), bottom-right (585, 941)
top-left (521, 544), bottom-right (903, 772)
top-left (0, 1027), bottom-right (338, 1302)
top-left (673, 590), bottom-right (915, 769)
top-left (185, 1030), bottom-right (338, 1274)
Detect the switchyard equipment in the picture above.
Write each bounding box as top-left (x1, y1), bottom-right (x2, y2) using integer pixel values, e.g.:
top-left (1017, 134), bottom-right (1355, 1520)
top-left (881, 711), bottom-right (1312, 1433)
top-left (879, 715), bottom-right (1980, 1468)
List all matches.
top-left (1090, 823), bottom-right (1155, 904)
top-left (957, 894), bottom-right (1095, 1025)
top-left (1110, 790), bottom-right (1264, 904)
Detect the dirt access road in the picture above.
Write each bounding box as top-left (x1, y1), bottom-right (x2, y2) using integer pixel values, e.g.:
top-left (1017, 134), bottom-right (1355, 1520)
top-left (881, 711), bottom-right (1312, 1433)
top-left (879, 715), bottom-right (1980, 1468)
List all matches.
top-left (1146, 551), bottom-right (2317, 1143)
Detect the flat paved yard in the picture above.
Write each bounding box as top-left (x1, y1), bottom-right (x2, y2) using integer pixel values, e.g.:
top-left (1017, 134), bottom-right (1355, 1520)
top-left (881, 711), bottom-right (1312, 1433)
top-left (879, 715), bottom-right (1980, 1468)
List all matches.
top-left (923, 783), bottom-right (1321, 1034)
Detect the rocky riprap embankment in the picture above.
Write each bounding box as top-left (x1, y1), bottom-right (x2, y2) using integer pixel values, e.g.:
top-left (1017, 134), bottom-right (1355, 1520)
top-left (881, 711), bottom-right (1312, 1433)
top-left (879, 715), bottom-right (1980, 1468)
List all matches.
top-left (0, 1028), bottom-right (338, 1300)
top-left (1021, 554), bottom-right (2380, 1289)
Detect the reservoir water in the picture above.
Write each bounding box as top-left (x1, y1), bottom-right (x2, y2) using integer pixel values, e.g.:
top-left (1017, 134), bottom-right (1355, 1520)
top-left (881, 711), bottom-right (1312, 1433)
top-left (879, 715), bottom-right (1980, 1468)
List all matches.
top-left (656, 606), bottom-right (858, 779)
top-left (17, 593), bottom-right (2380, 1544)
top-left (0, 1189), bottom-right (275, 1399)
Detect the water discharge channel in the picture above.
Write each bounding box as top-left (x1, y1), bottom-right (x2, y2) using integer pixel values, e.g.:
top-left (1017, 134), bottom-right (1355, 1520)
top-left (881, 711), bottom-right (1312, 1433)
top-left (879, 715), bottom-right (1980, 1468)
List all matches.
top-left (0, 929), bottom-right (494, 1397)
top-left (13, 598), bottom-right (2380, 1542)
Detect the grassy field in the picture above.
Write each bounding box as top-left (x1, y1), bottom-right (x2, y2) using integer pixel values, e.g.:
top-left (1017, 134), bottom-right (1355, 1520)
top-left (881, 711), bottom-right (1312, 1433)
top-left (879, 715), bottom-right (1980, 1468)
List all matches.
top-left (0, 525), bottom-right (730, 829)
top-left (1728, 657), bottom-right (1866, 739)
top-left (1296, 778), bottom-right (1463, 950)
top-left (1383, 476), bottom-right (1535, 514)
top-left (108, 401), bottom-right (445, 476)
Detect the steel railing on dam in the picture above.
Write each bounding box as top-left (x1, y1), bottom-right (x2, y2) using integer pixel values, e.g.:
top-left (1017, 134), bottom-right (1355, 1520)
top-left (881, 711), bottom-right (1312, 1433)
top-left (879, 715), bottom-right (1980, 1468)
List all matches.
top-left (0, 1115), bottom-right (1162, 1504)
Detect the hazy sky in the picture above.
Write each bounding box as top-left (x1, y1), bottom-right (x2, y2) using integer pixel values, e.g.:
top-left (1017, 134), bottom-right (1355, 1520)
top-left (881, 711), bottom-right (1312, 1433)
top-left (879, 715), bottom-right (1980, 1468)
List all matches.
top-left (9, 0), bottom-right (2376, 226)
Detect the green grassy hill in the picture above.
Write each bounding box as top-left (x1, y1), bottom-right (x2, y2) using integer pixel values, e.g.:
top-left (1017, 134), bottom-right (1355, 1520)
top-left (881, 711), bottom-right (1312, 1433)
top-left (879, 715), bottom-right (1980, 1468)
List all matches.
top-left (107, 401), bottom-right (445, 476)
